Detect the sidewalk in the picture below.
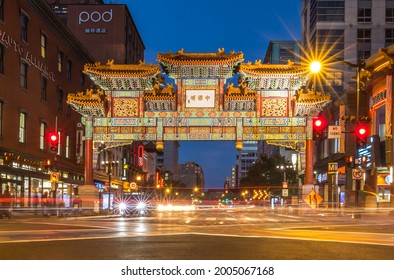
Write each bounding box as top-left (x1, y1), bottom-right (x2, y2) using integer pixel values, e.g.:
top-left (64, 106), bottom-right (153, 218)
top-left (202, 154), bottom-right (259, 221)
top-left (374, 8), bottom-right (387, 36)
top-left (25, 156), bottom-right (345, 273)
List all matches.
top-left (5, 207), bottom-right (107, 219)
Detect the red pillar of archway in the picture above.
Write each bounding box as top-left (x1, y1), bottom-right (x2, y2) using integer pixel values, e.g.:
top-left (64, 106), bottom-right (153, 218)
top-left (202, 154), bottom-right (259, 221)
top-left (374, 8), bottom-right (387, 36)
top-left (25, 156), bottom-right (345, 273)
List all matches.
top-left (305, 138), bottom-right (314, 185)
top-left (79, 116), bottom-right (99, 211)
top-left (84, 139), bottom-right (93, 185)
top-left (299, 117), bottom-right (315, 202)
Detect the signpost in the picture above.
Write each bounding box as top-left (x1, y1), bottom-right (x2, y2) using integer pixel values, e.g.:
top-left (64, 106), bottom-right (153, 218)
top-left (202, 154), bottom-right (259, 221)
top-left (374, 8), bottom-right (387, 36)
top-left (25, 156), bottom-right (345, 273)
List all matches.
top-left (304, 190), bottom-right (323, 208)
top-left (328, 125), bottom-right (341, 139)
top-left (328, 162), bottom-right (338, 209)
top-left (50, 172), bottom-right (59, 182)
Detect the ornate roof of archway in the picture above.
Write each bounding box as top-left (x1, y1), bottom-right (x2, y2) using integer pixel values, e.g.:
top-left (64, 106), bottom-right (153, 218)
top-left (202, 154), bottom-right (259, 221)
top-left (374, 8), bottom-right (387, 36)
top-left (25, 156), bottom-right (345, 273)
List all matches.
top-left (157, 48), bottom-right (244, 65)
top-left (83, 60), bottom-right (160, 91)
top-left (158, 48), bottom-right (244, 79)
top-left (239, 60), bottom-right (310, 90)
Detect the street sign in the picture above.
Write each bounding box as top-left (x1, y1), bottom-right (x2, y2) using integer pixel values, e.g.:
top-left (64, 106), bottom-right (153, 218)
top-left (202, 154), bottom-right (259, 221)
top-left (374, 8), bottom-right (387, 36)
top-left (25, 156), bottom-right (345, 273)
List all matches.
top-left (304, 190), bottom-right (323, 208)
top-left (328, 125), bottom-right (341, 139)
top-left (352, 168), bottom-right (364, 180)
top-left (282, 189), bottom-right (288, 197)
top-left (50, 172), bottom-right (59, 182)
top-left (328, 162), bottom-right (338, 174)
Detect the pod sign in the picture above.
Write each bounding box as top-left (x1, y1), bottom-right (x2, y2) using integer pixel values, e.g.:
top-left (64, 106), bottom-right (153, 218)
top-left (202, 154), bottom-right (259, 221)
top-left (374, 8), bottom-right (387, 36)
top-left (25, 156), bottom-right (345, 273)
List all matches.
top-left (79, 9), bottom-right (113, 25)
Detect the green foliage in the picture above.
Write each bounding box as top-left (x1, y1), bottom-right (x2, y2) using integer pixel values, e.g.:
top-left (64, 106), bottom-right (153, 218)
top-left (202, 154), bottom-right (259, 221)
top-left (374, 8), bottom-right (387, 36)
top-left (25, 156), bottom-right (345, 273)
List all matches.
top-left (239, 154), bottom-right (297, 187)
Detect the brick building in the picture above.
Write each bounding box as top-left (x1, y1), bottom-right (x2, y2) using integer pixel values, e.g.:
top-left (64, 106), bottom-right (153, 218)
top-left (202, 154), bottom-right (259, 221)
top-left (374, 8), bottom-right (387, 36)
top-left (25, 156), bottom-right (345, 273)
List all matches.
top-left (0, 0), bottom-right (94, 207)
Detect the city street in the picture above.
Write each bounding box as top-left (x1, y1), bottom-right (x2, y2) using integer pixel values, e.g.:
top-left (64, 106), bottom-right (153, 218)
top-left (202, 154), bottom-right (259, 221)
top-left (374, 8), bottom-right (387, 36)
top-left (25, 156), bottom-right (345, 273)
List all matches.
top-left (1, 206), bottom-right (394, 259)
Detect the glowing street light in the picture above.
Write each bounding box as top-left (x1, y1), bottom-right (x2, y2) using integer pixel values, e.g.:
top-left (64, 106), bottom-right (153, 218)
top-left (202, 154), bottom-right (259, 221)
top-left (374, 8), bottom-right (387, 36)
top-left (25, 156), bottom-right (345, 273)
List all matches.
top-left (310, 61), bottom-right (322, 74)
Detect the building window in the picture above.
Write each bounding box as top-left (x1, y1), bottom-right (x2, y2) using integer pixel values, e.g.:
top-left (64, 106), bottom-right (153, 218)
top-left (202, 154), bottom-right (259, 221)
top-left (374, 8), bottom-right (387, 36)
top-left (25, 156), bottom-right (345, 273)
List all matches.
top-left (41, 76), bottom-right (47, 101)
top-left (0, 0), bottom-right (5, 21)
top-left (65, 135), bottom-right (70, 158)
top-left (19, 112), bottom-right (26, 143)
top-left (39, 122), bottom-right (45, 150)
top-left (66, 104), bottom-right (71, 117)
top-left (386, 29), bottom-right (394, 45)
top-left (358, 0), bottom-right (371, 22)
top-left (0, 101), bottom-right (3, 137)
top-left (40, 33), bottom-right (47, 59)
top-left (57, 88), bottom-right (63, 112)
top-left (57, 131), bottom-right (61, 155)
top-left (80, 74), bottom-right (85, 91)
top-left (20, 61), bottom-right (28, 89)
top-left (317, 1), bottom-right (345, 22)
top-left (324, 71), bottom-right (343, 86)
top-left (317, 30), bottom-right (344, 56)
top-left (357, 29), bottom-right (371, 43)
top-left (20, 11), bottom-right (29, 42)
top-left (386, 0), bottom-right (394, 22)
top-left (0, 44), bottom-right (4, 75)
top-left (357, 50), bottom-right (371, 61)
top-left (57, 51), bottom-right (63, 72)
top-left (67, 59), bottom-right (72, 80)
top-left (358, 8), bottom-right (371, 22)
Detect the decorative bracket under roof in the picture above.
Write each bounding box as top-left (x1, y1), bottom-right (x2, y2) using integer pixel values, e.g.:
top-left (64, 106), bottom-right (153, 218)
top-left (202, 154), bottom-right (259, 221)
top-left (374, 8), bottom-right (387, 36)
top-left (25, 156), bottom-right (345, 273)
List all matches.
top-left (224, 83), bottom-right (257, 99)
top-left (143, 83), bottom-right (177, 99)
top-left (67, 88), bottom-right (108, 117)
top-left (293, 88), bottom-right (331, 117)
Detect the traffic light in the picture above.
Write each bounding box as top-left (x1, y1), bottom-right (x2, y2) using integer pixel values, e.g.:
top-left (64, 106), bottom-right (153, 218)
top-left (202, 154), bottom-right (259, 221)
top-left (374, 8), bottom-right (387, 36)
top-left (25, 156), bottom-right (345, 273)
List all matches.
top-left (48, 132), bottom-right (58, 153)
top-left (355, 124), bottom-right (368, 148)
top-left (312, 116), bottom-right (326, 141)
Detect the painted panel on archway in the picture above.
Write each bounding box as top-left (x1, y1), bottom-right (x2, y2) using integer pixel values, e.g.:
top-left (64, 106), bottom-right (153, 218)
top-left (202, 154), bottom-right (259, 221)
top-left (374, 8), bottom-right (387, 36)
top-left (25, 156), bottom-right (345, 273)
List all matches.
top-left (261, 98), bottom-right (288, 117)
top-left (182, 86), bottom-right (219, 111)
top-left (184, 79), bottom-right (218, 86)
top-left (112, 98), bottom-right (139, 117)
top-left (185, 89), bottom-right (215, 108)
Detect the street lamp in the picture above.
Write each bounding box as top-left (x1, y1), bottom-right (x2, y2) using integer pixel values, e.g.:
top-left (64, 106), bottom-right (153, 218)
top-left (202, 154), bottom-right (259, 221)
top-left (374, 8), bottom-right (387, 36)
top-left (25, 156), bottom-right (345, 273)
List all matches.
top-left (310, 61), bottom-right (322, 74)
top-left (276, 165), bottom-right (293, 183)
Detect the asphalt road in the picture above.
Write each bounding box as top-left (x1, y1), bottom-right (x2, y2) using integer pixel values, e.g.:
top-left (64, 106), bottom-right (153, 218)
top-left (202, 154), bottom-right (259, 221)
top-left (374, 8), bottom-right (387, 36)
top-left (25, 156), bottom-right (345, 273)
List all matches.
top-left (1, 206), bottom-right (394, 260)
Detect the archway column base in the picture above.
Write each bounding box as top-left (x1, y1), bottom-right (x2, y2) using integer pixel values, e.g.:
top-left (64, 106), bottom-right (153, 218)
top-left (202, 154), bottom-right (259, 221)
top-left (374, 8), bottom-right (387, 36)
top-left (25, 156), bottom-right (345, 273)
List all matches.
top-left (77, 184), bottom-right (100, 214)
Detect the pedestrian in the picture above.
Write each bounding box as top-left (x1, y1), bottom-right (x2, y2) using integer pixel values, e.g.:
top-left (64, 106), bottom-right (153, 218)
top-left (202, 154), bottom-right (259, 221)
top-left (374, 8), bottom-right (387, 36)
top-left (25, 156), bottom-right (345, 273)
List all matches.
top-left (32, 192), bottom-right (39, 214)
top-left (56, 190), bottom-right (64, 216)
top-left (0, 186), bottom-right (12, 219)
top-left (42, 191), bottom-right (49, 216)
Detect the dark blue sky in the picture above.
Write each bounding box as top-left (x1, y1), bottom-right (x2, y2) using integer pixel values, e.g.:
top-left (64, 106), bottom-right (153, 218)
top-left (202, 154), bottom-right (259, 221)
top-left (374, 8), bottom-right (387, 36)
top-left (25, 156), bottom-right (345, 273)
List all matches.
top-left (117, 0), bottom-right (302, 188)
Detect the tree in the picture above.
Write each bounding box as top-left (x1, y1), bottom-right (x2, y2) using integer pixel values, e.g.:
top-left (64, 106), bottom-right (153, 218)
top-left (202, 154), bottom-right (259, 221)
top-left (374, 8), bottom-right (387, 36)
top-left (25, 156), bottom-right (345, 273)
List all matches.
top-left (239, 154), bottom-right (297, 196)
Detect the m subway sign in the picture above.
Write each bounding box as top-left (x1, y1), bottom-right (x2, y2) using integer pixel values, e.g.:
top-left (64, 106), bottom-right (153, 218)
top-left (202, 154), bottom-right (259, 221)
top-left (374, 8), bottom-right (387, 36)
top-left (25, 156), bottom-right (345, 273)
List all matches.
top-left (79, 9), bottom-right (113, 25)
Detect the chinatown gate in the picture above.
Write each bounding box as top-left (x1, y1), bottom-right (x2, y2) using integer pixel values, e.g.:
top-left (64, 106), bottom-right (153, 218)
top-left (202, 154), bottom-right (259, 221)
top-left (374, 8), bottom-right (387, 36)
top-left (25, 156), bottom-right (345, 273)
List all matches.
top-left (67, 49), bottom-right (331, 208)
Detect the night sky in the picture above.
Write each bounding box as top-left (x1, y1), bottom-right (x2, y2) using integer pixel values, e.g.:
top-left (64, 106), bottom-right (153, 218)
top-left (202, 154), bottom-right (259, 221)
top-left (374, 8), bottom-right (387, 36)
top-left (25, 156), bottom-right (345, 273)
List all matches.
top-left (115, 0), bottom-right (302, 188)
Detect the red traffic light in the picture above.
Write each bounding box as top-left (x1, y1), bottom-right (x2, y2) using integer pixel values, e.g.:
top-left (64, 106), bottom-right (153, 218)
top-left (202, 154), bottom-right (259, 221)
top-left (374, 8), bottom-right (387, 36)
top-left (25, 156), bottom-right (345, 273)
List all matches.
top-left (356, 127), bottom-right (367, 136)
top-left (313, 117), bottom-right (326, 130)
top-left (48, 132), bottom-right (58, 152)
top-left (355, 124), bottom-right (369, 148)
top-left (312, 116), bottom-right (327, 141)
